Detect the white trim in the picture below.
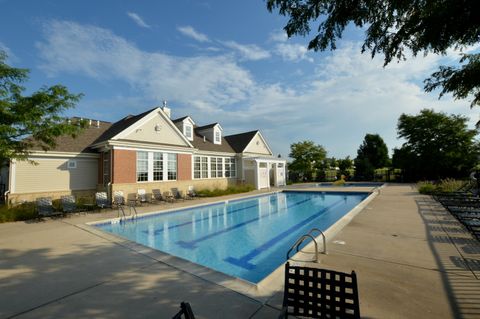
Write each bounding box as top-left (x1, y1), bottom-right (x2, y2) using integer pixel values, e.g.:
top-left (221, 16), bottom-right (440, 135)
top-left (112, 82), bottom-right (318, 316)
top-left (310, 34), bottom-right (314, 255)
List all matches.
top-left (193, 150), bottom-right (237, 156)
top-left (113, 145), bottom-right (192, 154)
top-left (242, 131), bottom-right (274, 156)
top-left (111, 108), bottom-right (194, 148)
top-left (9, 159), bottom-right (16, 194)
top-left (27, 151), bottom-right (100, 159)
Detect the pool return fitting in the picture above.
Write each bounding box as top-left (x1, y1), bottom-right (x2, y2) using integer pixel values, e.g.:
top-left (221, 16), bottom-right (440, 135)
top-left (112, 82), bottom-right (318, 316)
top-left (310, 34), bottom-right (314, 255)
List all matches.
top-left (286, 228), bottom-right (327, 263)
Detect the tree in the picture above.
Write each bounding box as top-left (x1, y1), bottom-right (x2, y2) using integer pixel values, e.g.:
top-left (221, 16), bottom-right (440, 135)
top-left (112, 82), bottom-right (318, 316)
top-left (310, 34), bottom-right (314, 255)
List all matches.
top-left (266, 0), bottom-right (480, 108)
top-left (393, 109), bottom-right (479, 180)
top-left (338, 156), bottom-right (354, 179)
top-left (354, 134), bottom-right (389, 180)
top-left (288, 140), bottom-right (327, 181)
top-left (0, 52), bottom-right (84, 161)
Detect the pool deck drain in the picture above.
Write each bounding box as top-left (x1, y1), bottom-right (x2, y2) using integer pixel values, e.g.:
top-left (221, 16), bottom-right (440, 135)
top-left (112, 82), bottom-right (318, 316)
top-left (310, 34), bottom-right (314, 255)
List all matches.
top-left (1, 185), bottom-right (479, 318)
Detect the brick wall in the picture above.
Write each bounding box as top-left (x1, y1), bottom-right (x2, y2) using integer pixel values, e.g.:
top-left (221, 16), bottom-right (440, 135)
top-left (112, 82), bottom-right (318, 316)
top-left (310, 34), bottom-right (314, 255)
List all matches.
top-left (112, 149), bottom-right (136, 183)
top-left (177, 154), bottom-right (192, 181)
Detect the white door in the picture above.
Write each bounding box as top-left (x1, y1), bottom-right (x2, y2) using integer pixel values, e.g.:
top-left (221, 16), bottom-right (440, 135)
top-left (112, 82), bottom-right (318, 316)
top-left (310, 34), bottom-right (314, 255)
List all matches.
top-left (276, 163), bottom-right (286, 186)
top-left (258, 162), bottom-right (269, 189)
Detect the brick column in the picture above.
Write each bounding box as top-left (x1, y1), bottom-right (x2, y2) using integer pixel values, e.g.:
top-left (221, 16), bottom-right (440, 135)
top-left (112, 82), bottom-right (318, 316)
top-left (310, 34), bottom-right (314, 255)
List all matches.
top-left (177, 154), bottom-right (192, 181)
top-left (112, 149), bottom-right (136, 183)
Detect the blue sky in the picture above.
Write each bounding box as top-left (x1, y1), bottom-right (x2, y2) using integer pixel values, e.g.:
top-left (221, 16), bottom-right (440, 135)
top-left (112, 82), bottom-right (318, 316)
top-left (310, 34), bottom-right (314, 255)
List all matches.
top-left (0, 0), bottom-right (477, 159)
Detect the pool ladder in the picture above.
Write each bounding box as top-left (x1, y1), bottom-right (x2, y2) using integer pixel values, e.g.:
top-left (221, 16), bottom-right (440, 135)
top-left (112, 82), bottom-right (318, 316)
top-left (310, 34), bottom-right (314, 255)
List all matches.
top-left (286, 228), bottom-right (327, 263)
top-left (117, 201), bottom-right (138, 221)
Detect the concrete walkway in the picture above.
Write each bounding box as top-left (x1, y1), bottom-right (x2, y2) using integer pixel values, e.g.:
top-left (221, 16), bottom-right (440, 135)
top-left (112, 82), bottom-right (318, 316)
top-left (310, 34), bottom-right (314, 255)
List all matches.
top-left (1, 185), bottom-right (479, 318)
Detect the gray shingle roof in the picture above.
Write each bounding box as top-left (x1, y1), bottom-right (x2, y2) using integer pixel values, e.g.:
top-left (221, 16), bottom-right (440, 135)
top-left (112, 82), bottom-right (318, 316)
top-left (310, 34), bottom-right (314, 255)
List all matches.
top-left (224, 130), bottom-right (258, 153)
top-left (28, 121), bottom-right (113, 153)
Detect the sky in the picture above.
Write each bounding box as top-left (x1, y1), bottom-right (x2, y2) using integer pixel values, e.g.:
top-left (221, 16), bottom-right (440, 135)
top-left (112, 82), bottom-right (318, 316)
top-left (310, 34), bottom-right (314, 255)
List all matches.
top-left (0, 0), bottom-right (478, 159)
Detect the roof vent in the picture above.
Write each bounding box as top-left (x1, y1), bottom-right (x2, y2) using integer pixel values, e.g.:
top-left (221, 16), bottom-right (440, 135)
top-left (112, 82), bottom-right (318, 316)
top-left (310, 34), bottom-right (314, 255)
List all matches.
top-left (203, 136), bottom-right (206, 143)
top-left (96, 120), bottom-right (100, 128)
top-left (89, 119), bottom-right (92, 126)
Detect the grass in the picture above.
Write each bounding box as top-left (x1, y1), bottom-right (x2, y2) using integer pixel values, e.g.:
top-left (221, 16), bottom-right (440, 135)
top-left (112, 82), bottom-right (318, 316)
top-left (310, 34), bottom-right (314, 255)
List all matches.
top-left (196, 184), bottom-right (255, 197)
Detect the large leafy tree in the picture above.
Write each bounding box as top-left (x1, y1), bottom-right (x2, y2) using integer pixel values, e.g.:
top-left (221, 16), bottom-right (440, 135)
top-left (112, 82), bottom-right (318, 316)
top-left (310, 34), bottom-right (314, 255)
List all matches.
top-left (393, 109), bottom-right (479, 180)
top-left (266, 0), bottom-right (480, 108)
top-left (289, 140), bottom-right (327, 181)
top-left (354, 134), bottom-right (389, 180)
top-left (0, 52), bottom-right (84, 161)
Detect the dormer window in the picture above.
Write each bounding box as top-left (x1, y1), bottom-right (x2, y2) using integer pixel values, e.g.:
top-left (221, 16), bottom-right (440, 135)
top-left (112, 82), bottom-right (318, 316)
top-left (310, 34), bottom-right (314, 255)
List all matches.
top-left (215, 131), bottom-right (221, 143)
top-left (185, 125), bottom-right (193, 140)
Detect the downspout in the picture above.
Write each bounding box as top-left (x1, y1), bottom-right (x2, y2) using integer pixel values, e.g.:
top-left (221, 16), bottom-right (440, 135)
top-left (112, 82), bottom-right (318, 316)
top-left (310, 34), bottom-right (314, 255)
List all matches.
top-left (108, 147), bottom-right (113, 201)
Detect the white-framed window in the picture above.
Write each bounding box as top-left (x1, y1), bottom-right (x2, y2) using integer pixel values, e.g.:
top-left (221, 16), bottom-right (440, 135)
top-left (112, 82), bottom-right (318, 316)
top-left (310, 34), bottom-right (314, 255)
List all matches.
top-left (167, 153), bottom-right (177, 180)
top-left (185, 125), bottom-right (193, 140)
top-left (136, 151), bottom-right (148, 182)
top-left (194, 156), bottom-right (208, 179)
top-left (153, 152), bottom-right (163, 181)
top-left (210, 157), bottom-right (223, 178)
top-left (215, 131), bottom-right (221, 143)
top-left (67, 160), bottom-right (77, 169)
top-left (225, 157), bottom-right (236, 178)
top-left (136, 151), bottom-right (177, 182)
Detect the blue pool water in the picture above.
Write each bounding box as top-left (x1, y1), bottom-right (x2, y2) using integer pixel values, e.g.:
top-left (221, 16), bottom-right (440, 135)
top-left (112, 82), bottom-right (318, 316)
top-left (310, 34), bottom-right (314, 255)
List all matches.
top-left (95, 191), bottom-right (368, 283)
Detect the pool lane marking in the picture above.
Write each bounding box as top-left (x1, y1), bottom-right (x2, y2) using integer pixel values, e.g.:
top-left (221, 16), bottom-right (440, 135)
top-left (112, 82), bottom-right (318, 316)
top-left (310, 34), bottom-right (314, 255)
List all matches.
top-left (140, 193), bottom-right (303, 235)
top-left (223, 198), bottom-right (345, 270)
top-left (175, 197), bottom-right (313, 249)
top-left (140, 197), bottom-right (278, 236)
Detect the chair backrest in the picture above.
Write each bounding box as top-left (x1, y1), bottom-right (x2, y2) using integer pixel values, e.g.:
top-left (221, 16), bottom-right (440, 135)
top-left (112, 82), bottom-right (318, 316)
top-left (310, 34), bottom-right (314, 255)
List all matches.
top-left (171, 188), bottom-right (181, 198)
top-left (61, 195), bottom-right (76, 213)
top-left (282, 262), bottom-right (360, 319)
top-left (187, 186), bottom-right (196, 196)
top-left (36, 197), bottom-right (54, 216)
top-left (172, 302), bottom-right (195, 319)
top-left (152, 189), bottom-right (162, 200)
top-left (113, 191), bottom-right (125, 205)
top-left (137, 189), bottom-right (147, 202)
top-left (96, 192), bottom-right (109, 208)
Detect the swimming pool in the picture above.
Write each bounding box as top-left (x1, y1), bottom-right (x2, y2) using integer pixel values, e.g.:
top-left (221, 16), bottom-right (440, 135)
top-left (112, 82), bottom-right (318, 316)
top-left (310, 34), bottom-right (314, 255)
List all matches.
top-left (94, 191), bottom-right (369, 283)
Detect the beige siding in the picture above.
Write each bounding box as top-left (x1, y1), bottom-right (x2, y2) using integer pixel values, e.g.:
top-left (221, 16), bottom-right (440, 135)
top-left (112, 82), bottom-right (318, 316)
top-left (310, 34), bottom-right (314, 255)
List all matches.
top-left (14, 157), bottom-right (98, 193)
top-left (123, 114), bottom-right (189, 146)
top-left (243, 134), bottom-right (271, 155)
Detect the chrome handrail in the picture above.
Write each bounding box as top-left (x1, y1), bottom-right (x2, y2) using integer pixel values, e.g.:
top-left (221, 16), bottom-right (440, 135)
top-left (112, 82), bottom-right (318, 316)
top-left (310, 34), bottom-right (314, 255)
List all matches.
top-left (304, 228), bottom-right (327, 255)
top-left (286, 234), bottom-right (319, 263)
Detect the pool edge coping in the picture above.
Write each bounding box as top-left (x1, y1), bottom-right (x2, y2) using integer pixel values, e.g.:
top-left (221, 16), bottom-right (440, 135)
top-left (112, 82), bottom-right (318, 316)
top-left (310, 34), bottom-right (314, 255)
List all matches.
top-left (82, 188), bottom-right (380, 302)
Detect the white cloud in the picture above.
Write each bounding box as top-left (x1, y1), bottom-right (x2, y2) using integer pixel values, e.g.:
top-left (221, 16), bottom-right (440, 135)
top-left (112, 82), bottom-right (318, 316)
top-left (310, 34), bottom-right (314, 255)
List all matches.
top-left (269, 30), bottom-right (288, 43)
top-left (127, 12), bottom-right (150, 29)
top-left (222, 41), bottom-right (270, 61)
top-left (0, 41), bottom-right (17, 62)
top-left (37, 20), bottom-right (253, 110)
top-left (177, 26), bottom-right (210, 43)
top-left (36, 21), bottom-right (475, 159)
top-left (274, 43), bottom-right (313, 62)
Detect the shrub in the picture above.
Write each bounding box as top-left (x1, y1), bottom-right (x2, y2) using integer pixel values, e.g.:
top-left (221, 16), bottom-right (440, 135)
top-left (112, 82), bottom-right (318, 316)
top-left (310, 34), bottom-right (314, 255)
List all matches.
top-left (196, 184), bottom-right (255, 197)
top-left (417, 179), bottom-right (467, 194)
top-left (0, 202), bottom-right (37, 223)
top-left (332, 178), bottom-right (346, 186)
top-left (417, 181), bottom-right (437, 194)
top-left (436, 178), bottom-right (465, 193)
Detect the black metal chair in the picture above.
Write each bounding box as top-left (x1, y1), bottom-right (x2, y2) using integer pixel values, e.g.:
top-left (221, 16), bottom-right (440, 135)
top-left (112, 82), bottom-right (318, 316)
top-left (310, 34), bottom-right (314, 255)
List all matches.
top-left (95, 192), bottom-right (111, 209)
top-left (61, 195), bottom-right (77, 214)
top-left (172, 301), bottom-right (195, 319)
top-left (36, 197), bottom-right (61, 217)
top-left (280, 262), bottom-right (360, 319)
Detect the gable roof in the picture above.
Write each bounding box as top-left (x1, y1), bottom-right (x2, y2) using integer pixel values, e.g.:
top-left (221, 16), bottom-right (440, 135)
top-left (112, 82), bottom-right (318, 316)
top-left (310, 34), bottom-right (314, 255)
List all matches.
top-left (192, 131), bottom-right (236, 153)
top-left (172, 116), bottom-right (189, 123)
top-left (27, 120), bottom-right (113, 153)
top-left (224, 130), bottom-right (258, 153)
top-left (92, 108), bottom-right (156, 145)
top-left (195, 123), bottom-right (220, 131)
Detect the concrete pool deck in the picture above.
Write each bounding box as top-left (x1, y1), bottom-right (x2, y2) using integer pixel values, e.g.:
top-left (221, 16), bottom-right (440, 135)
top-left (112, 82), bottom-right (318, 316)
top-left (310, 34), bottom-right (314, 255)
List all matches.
top-left (1, 184), bottom-right (479, 318)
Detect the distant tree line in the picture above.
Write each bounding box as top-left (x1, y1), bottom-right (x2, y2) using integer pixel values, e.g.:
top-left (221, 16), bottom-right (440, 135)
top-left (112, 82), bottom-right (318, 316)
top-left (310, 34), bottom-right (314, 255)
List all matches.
top-left (287, 109), bottom-right (479, 183)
